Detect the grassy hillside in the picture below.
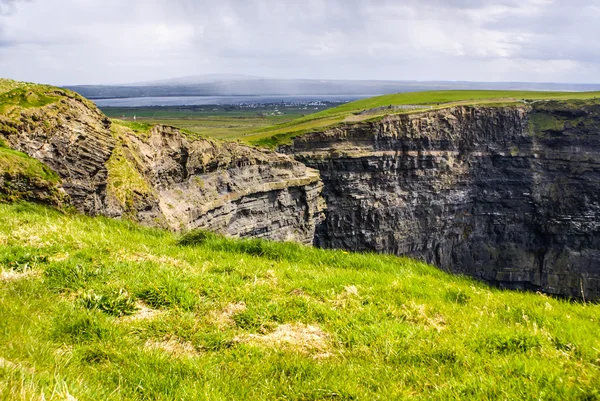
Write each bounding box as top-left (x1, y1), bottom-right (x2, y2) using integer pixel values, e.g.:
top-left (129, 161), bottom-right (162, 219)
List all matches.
top-left (0, 203), bottom-right (598, 400)
top-left (245, 90), bottom-right (600, 148)
top-left (0, 79), bottom-right (97, 118)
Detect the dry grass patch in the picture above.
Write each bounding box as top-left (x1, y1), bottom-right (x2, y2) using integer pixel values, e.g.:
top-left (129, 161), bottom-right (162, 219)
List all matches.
top-left (120, 301), bottom-right (164, 323)
top-left (251, 269), bottom-right (278, 287)
top-left (236, 323), bottom-right (333, 359)
top-left (330, 285), bottom-right (362, 309)
top-left (116, 250), bottom-right (191, 270)
top-left (401, 301), bottom-right (446, 332)
top-left (0, 269), bottom-right (39, 282)
top-left (209, 302), bottom-right (247, 329)
top-left (144, 336), bottom-right (198, 357)
top-left (0, 357), bottom-right (35, 375)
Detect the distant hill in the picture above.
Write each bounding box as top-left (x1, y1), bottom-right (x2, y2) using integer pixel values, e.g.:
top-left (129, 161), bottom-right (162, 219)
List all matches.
top-left (65, 75), bottom-right (600, 99)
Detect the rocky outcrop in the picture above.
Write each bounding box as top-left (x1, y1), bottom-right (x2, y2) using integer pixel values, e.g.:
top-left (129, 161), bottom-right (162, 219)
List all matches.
top-left (283, 101), bottom-right (600, 299)
top-left (107, 125), bottom-right (325, 244)
top-left (0, 81), bottom-right (325, 244)
top-left (0, 88), bottom-right (114, 213)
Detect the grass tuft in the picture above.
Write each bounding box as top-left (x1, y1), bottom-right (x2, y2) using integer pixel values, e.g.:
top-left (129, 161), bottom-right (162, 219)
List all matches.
top-left (78, 289), bottom-right (138, 317)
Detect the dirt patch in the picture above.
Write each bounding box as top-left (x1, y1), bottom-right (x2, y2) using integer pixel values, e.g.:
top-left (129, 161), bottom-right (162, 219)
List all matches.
top-left (120, 301), bottom-right (164, 322)
top-left (235, 323), bottom-right (332, 359)
top-left (144, 336), bottom-right (198, 357)
top-left (209, 302), bottom-right (247, 329)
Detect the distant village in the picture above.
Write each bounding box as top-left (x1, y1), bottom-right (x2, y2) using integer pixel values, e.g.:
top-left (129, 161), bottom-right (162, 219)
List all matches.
top-left (235, 100), bottom-right (342, 116)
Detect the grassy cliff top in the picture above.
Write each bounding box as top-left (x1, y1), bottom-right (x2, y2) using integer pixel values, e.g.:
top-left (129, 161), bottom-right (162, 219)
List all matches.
top-left (0, 202), bottom-right (598, 400)
top-left (0, 78), bottom-right (98, 120)
top-left (245, 90), bottom-right (600, 148)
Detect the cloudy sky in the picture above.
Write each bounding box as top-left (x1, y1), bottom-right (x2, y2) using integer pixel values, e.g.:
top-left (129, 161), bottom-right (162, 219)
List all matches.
top-left (0, 0), bottom-right (598, 85)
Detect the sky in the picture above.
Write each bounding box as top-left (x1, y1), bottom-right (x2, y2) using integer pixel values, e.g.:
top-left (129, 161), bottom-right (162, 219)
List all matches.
top-left (0, 0), bottom-right (599, 85)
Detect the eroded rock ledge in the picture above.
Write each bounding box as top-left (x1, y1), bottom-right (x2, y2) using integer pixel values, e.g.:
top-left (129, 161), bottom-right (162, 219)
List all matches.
top-left (106, 125), bottom-right (325, 244)
top-left (283, 101), bottom-right (600, 299)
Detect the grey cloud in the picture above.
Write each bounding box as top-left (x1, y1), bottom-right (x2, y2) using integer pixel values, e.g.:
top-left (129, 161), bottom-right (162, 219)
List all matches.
top-left (0, 0), bottom-right (598, 85)
top-left (0, 0), bottom-right (31, 16)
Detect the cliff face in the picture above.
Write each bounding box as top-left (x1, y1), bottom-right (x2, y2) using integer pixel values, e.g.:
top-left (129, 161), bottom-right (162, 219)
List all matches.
top-left (283, 101), bottom-right (600, 299)
top-left (0, 82), bottom-right (325, 244)
top-left (0, 87), bottom-right (114, 213)
top-left (106, 125), bottom-right (325, 244)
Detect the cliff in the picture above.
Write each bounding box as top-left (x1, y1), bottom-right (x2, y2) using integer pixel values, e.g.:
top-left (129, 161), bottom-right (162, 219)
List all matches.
top-left (3, 79), bottom-right (600, 299)
top-left (0, 81), bottom-right (114, 212)
top-left (105, 123), bottom-right (325, 244)
top-left (283, 101), bottom-right (600, 299)
top-left (0, 80), bottom-right (325, 243)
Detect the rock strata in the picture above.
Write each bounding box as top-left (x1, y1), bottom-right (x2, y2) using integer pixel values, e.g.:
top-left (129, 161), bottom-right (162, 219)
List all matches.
top-left (0, 90), bottom-right (114, 213)
top-left (0, 83), bottom-right (325, 244)
top-left (283, 101), bottom-right (600, 299)
top-left (113, 125), bottom-right (325, 243)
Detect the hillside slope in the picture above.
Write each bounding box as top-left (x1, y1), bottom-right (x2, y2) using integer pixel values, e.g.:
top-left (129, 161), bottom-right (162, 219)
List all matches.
top-left (0, 78), bottom-right (114, 213)
top-left (0, 202), bottom-right (599, 400)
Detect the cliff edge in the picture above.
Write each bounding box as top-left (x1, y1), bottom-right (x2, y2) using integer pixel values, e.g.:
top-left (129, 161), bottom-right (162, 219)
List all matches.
top-left (283, 101), bottom-right (600, 299)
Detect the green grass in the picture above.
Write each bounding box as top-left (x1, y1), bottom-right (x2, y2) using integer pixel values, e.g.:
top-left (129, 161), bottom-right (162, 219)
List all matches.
top-left (247, 90), bottom-right (600, 148)
top-left (142, 116), bottom-right (297, 141)
top-left (106, 113), bottom-right (305, 141)
top-left (0, 79), bottom-right (25, 96)
top-left (0, 146), bottom-right (65, 204)
top-left (105, 123), bottom-right (156, 219)
top-left (100, 104), bottom-right (329, 141)
top-left (0, 79), bottom-right (100, 125)
top-left (0, 202), bottom-right (598, 400)
top-left (111, 119), bottom-right (154, 136)
top-left (0, 146), bottom-right (60, 183)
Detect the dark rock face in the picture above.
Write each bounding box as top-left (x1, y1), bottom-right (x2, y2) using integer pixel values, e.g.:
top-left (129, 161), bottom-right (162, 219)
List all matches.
top-left (284, 102), bottom-right (600, 299)
top-left (0, 94), bottom-right (114, 214)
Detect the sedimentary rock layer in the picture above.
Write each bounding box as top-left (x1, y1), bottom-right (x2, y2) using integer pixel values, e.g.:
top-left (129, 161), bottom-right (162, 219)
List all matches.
top-left (284, 101), bottom-right (600, 299)
top-left (0, 85), bottom-right (325, 244)
top-left (0, 90), bottom-right (114, 213)
top-left (110, 125), bottom-right (325, 244)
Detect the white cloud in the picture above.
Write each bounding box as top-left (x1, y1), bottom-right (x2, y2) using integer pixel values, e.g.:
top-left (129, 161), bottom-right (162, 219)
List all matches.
top-left (0, 0), bottom-right (598, 84)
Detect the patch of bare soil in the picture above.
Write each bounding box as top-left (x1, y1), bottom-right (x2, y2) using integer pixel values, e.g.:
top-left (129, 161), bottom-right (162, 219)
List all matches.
top-left (235, 323), bottom-right (333, 359)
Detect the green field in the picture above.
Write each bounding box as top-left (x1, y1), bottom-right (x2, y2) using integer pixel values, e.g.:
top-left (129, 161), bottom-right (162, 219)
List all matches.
top-left (100, 104), bottom-right (329, 141)
top-left (0, 202), bottom-right (599, 400)
top-left (243, 90), bottom-right (600, 148)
